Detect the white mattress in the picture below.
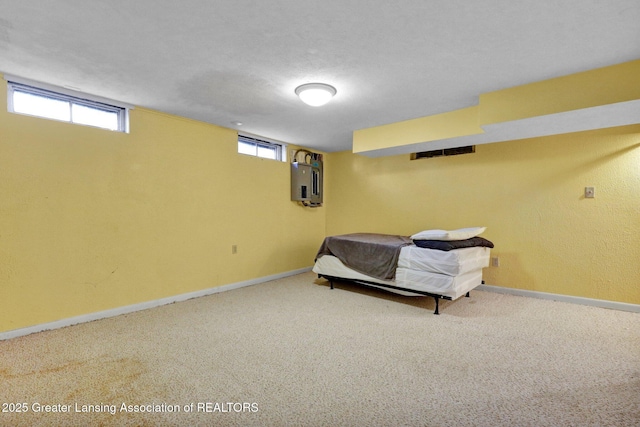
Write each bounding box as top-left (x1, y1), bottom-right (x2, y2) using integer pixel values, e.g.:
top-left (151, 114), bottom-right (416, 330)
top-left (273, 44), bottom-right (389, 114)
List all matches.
top-left (397, 245), bottom-right (490, 276)
top-left (313, 255), bottom-right (484, 300)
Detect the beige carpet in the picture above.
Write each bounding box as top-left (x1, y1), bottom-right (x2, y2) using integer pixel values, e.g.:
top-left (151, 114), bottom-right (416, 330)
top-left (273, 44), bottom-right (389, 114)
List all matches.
top-left (1, 271), bottom-right (639, 426)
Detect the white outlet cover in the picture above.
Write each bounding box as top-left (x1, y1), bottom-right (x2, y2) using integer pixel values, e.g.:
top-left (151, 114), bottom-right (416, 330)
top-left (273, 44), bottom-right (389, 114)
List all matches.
top-left (585, 187), bottom-right (595, 198)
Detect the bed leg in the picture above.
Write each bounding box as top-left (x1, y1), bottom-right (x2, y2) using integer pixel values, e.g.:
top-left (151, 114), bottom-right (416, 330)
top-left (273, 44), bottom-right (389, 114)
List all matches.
top-left (465, 292), bottom-right (470, 298)
top-left (433, 297), bottom-right (440, 315)
top-left (330, 280), bottom-right (334, 290)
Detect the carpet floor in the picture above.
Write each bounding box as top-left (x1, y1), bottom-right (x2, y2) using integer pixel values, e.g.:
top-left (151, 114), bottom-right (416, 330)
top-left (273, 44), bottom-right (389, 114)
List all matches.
top-left (1, 271), bottom-right (639, 426)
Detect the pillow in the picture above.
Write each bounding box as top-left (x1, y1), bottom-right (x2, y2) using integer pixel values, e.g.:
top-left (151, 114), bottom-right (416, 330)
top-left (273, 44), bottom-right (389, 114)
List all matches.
top-left (410, 226), bottom-right (486, 241)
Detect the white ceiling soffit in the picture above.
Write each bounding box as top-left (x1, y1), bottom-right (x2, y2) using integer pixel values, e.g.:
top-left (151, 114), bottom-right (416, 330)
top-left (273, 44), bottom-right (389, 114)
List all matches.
top-left (0, 1), bottom-right (639, 152)
top-left (358, 99), bottom-right (640, 157)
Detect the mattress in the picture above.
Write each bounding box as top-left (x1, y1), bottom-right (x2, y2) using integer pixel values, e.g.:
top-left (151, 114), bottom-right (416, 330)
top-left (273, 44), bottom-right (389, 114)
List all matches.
top-left (397, 245), bottom-right (490, 276)
top-left (313, 255), bottom-right (484, 300)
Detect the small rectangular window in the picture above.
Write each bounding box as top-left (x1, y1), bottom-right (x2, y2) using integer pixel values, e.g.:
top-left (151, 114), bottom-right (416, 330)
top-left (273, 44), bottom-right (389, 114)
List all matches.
top-left (238, 134), bottom-right (285, 161)
top-left (7, 80), bottom-right (128, 132)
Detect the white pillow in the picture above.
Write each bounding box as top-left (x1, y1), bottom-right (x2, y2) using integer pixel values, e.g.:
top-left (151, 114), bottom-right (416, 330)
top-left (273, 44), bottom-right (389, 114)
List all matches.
top-left (410, 227), bottom-right (486, 241)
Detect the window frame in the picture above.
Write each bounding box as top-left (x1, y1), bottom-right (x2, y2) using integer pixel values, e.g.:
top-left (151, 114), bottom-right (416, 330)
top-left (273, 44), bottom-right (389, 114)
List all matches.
top-left (238, 134), bottom-right (286, 162)
top-left (5, 76), bottom-right (131, 133)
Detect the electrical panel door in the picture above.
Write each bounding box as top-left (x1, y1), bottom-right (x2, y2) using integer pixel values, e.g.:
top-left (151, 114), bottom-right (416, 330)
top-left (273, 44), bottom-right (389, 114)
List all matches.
top-left (291, 161), bottom-right (323, 205)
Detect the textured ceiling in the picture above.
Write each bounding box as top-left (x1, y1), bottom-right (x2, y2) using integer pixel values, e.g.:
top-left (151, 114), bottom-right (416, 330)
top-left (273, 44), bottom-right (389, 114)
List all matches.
top-left (1, 0), bottom-right (639, 152)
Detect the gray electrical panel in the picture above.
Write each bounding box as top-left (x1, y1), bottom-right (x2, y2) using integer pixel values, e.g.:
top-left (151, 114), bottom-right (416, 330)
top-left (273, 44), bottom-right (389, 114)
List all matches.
top-left (291, 156), bottom-right (323, 206)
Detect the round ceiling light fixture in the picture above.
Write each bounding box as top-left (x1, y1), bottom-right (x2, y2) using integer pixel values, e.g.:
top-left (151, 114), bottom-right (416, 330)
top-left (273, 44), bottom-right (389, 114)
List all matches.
top-left (295, 83), bottom-right (337, 107)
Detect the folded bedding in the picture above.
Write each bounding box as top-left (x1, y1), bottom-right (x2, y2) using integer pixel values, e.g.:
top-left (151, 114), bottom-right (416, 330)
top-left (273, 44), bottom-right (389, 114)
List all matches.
top-left (315, 233), bottom-right (412, 280)
top-left (412, 236), bottom-right (494, 251)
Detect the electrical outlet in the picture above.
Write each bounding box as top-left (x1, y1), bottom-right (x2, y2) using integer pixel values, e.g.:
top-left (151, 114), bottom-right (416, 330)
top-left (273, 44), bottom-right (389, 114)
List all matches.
top-left (585, 187), bottom-right (595, 198)
top-left (491, 257), bottom-right (500, 267)
top-left (232, 245), bottom-right (237, 254)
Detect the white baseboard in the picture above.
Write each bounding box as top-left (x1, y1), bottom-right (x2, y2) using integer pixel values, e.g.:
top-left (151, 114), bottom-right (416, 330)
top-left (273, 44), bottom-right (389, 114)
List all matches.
top-left (0, 267), bottom-right (313, 341)
top-left (478, 284), bottom-right (640, 313)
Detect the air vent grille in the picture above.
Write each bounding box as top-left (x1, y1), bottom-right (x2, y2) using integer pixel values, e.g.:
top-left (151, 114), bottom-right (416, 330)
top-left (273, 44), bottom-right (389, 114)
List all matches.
top-left (410, 145), bottom-right (475, 160)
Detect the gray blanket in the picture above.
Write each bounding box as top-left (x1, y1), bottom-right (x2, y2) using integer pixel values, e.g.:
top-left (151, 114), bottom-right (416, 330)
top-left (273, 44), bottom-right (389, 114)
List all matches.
top-left (315, 233), bottom-right (413, 280)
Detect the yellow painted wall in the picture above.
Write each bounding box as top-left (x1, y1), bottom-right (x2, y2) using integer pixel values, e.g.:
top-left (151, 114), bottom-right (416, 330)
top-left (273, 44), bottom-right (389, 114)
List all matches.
top-left (326, 125), bottom-right (640, 304)
top-left (479, 59), bottom-right (640, 125)
top-left (2, 69), bottom-right (639, 335)
top-left (0, 80), bottom-right (325, 333)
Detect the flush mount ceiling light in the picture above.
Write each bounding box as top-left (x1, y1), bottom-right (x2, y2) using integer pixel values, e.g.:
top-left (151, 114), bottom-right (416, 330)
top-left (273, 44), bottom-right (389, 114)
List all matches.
top-left (295, 83), bottom-right (337, 107)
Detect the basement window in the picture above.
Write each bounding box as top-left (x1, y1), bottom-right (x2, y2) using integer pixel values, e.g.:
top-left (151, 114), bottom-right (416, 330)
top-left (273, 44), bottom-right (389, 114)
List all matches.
top-left (238, 134), bottom-right (286, 161)
top-left (6, 80), bottom-right (129, 132)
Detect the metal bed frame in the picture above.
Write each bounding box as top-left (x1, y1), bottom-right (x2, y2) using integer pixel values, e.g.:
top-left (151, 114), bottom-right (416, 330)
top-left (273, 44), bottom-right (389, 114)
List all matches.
top-left (318, 274), bottom-right (479, 315)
